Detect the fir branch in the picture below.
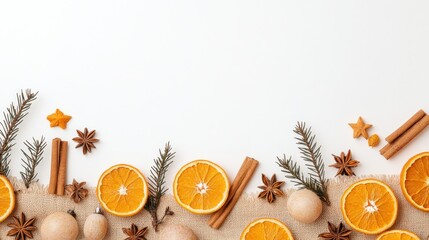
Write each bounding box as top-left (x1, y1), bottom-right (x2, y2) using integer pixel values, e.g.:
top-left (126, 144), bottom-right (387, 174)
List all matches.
top-left (0, 89), bottom-right (38, 176)
top-left (276, 122), bottom-right (330, 205)
top-left (144, 142), bottom-right (175, 231)
top-left (20, 136), bottom-right (47, 188)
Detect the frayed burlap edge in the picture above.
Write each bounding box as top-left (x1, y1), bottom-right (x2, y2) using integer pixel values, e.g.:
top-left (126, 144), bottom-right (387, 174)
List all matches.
top-left (1, 175), bottom-right (428, 240)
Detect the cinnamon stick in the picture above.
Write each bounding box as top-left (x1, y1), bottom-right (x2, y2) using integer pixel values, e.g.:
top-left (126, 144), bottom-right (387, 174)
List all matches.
top-left (48, 138), bottom-right (61, 194)
top-left (385, 109), bottom-right (426, 144)
top-left (56, 141), bottom-right (68, 195)
top-left (382, 114), bottom-right (429, 159)
top-left (208, 157), bottom-right (258, 229)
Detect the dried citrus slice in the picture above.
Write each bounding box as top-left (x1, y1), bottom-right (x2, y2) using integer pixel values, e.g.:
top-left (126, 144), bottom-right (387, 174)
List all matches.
top-left (376, 229), bottom-right (420, 240)
top-left (400, 152), bottom-right (429, 211)
top-left (0, 175), bottom-right (15, 222)
top-left (341, 178), bottom-right (398, 235)
top-left (173, 160), bottom-right (229, 214)
top-left (97, 164), bottom-right (148, 217)
top-left (240, 218), bottom-right (294, 240)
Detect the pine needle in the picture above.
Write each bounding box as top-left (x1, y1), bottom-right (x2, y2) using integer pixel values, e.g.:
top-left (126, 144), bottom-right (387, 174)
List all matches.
top-left (276, 122), bottom-right (331, 205)
top-left (20, 136), bottom-right (47, 188)
top-left (144, 142), bottom-right (175, 231)
top-left (0, 89), bottom-right (38, 176)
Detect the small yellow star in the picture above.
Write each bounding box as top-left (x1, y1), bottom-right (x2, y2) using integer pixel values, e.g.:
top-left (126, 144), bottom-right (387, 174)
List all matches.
top-left (348, 116), bottom-right (372, 139)
top-left (47, 109), bottom-right (72, 129)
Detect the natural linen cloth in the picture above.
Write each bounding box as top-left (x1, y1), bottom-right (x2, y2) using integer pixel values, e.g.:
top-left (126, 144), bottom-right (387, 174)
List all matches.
top-left (0, 176), bottom-right (428, 240)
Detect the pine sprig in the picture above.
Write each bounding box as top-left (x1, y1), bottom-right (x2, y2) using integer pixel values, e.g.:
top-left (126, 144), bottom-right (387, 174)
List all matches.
top-left (0, 89), bottom-right (38, 176)
top-left (144, 142), bottom-right (175, 231)
top-left (20, 136), bottom-right (47, 188)
top-left (276, 122), bottom-right (331, 205)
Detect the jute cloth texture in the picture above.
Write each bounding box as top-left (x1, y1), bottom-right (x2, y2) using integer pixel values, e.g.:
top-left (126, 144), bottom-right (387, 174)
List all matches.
top-left (0, 176), bottom-right (428, 239)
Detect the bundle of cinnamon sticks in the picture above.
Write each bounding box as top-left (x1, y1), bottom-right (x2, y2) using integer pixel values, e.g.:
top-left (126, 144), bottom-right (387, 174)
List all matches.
top-left (208, 157), bottom-right (259, 229)
top-left (48, 138), bottom-right (68, 195)
top-left (380, 109), bottom-right (429, 159)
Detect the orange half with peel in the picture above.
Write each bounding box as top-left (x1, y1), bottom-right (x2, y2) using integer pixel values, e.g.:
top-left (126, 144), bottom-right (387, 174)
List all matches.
top-left (0, 175), bottom-right (15, 222)
top-left (173, 160), bottom-right (229, 214)
top-left (341, 178), bottom-right (398, 235)
top-left (376, 229), bottom-right (420, 240)
top-left (97, 164), bottom-right (148, 217)
top-left (240, 218), bottom-right (294, 240)
top-left (400, 152), bottom-right (429, 211)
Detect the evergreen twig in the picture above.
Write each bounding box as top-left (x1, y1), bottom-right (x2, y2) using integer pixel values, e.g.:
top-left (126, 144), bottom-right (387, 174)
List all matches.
top-left (276, 122), bottom-right (331, 205)
top-left (20, 136), bottom-right (47, 188)
top-left (144, 142), bottom-right (175, 231)
top-left (0, 89), bottom-right (38, 176)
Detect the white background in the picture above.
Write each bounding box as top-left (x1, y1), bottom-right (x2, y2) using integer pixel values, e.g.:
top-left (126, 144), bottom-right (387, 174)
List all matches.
top-left (1, 1), bottom-right (429, 192)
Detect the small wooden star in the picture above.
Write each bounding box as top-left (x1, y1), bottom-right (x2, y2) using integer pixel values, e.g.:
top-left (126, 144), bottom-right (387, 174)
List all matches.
top-left (348, 116), bottom-right (372, 139)
top-left (47, 109), bottom-right (72, 129)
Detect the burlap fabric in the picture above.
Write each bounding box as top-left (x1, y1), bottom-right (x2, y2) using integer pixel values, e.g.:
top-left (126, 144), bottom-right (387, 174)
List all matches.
top-left (0, 176), bottom-right (427, 239)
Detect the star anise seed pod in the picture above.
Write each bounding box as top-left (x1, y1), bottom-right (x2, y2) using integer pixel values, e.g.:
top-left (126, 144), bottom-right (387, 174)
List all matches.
top-left (257, 173), bottom-right (285, 203)
top-left (72, 127), bottom-right (99, 154)
top-left (330, 150), bottom-right (359, 177)
top-left (318, 221), bottom-right (352, 240)
top-left (122, 223), bottom-right (148, 240)
top-left (7, 212), bottom-right (36, 240)
top-left (65, 179), bottom-right (89, 203)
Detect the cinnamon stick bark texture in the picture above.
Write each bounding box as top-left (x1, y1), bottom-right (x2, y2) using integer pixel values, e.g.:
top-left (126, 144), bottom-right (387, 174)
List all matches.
top-left (381, 114), bottom-right (429, 159)
top-left (48, 138), bottom-right (61, 194)
top-left (56, 141), bottom-right (68, 196)
top-left (208, 157), bottom-right (259, 229)
top-left (385, 109), bottom-right (426, 144)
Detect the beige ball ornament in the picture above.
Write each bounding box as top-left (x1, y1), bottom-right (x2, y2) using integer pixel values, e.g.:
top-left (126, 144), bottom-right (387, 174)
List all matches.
top-left (287, 189), bottom-right (323, 223)
top-left (41, 210), bottom-right (79, 240)
top-left (84, 207), bottom-right (108, 240)
top-left (159, 224), bottom-right (198, 240)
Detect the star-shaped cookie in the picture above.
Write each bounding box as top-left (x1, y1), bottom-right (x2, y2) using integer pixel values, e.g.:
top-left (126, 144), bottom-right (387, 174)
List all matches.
top-left (47, 109), bottom-right (72, 129)
top-left (348, 116), bottom-right (372, 139)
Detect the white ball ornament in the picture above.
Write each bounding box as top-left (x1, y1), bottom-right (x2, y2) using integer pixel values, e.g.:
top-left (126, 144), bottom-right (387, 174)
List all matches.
top-left (84, 207), bottom-right (108, 240)
top-left (159, 224), bottom-right (198, 240)
top-left (287, 189), bottom-right (323, 223)
top-left (40, 210), bottom-right (79, 240)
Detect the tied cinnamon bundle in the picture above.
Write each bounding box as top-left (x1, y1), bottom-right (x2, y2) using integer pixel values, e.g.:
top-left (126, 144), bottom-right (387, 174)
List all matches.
top-left (380, 109), bottom-right (429, 159)
top-left (208, 157), bottom-right (259, 229)
top-left (48, 138), bottom-right (68, 195)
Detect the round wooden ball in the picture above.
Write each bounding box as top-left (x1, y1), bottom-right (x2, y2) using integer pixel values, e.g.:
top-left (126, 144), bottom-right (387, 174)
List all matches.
top-left (159, 224), bottom-right (198, 240)
top-left (287, 189), bottom-right (323, 223)
top-left (40, 212), bottom-right (79, 240)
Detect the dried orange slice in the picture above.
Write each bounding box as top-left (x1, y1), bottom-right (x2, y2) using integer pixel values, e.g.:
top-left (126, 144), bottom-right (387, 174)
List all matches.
top-left (0, 175), bottom-right (15, 222)
top-left (376, 230), bottom-right (420, 240)
top-left (240, 218), bottom-right (294, 240)
top-left (97, 164), bottom-right (148, 217)
top-left (400, 152), bottom-right (429, 211)
top-left (173, 160), bottom-right (229, 214)
top-left (341, 178), bottom-right (398, 235)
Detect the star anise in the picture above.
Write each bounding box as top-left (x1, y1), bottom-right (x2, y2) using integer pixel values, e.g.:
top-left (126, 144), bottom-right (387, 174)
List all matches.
top-left (65, 179), bottom-right (89, 203)
top-left (122, 223), bottom-right (148, 240)
top-left (7, 212), bottom-right (36, 240)
top-left (72, 127), bottom-right (99, 154)
top-left (257, 173), bottom-right (285, 203)
top-left (318, 221), bottom-right (352, 240)
top-left (330, 150), bottom-right (359, 176)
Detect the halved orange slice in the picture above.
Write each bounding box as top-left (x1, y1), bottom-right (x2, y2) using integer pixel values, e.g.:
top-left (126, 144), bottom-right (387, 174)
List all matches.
top-left (240, 218), bottom-right (294, 240)
top-left (173, 160), bottom-right (229, 214)
top-left (376, 229), bottom-right (420, 240)
top-left (97, 164), bottom-right (148, 217)
top-left (400, 152), bottom-right (429, 211)
top-left (341, 178), bottom-right (398, 235)
top-left (0, 175), bottom-right (15, 222)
